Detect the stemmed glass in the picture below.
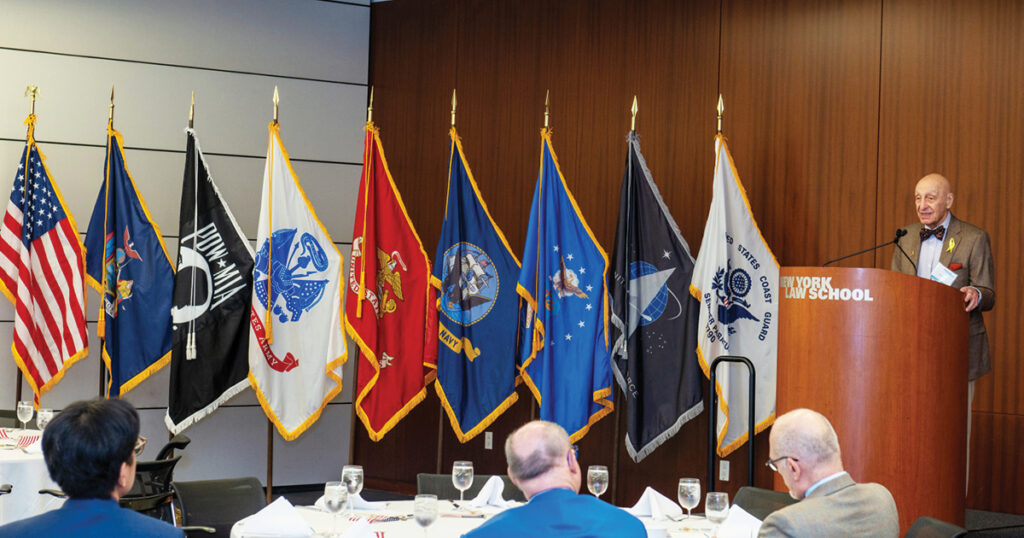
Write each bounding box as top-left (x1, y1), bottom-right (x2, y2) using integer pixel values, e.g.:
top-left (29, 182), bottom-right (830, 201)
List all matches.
top-left (16, 401), bottom-right (33, 433)
top-left (677, 478), bottom-right (700, 519)
top-left (414, 494), bottom-right (438, 537)
top-left (452, 461), bottom-right (473, 505)
top-left (587, 465), bottom-right (609, 499)
top-left (323, 481), bottom-right (348, 537)
top-left (705, 491), bottom-right (729, 532)
top-left (341, 465), bottom-right (363, 516)
top-left (36, 408), bottom-right (53, 431)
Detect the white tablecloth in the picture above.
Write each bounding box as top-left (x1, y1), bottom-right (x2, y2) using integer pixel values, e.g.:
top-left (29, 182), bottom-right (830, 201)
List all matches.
top-left (0, 429), bottom-right (63, 525)
top-left (231, 499), bottom-right (718, 538)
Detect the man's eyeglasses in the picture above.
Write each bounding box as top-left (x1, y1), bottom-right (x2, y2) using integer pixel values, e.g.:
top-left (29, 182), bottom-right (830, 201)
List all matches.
top-left (134, 436), bottom-right (147, 457)
top-left (765, 455), bottom-right (798, 472)
top-left (567, 444), bottom-right (578, 465)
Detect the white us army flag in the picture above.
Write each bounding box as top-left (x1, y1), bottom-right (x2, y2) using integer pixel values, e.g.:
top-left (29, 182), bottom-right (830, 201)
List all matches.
top-left (689, 134), bottom-right (779, 457)
top-left (248, 121), bottom-right (347, 440)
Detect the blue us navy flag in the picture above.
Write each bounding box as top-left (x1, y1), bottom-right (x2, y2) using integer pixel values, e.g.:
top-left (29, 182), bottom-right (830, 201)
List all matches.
top-left (609, 132), bottom-right (703, 462)
top-left (432, 128), bottom-right (521, 443)
top-left (85, 122), bottom-right (175, 397)
top-left (517, 129), bottom-right (613, 443)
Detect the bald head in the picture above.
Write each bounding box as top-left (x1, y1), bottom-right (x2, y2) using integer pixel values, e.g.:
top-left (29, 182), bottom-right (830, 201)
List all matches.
top-left (769, 409), bottom-right (844, 499)
top-left (915, 173), bottom-right (954, 228)
top-left (504, 421), bottom-right (579, 498)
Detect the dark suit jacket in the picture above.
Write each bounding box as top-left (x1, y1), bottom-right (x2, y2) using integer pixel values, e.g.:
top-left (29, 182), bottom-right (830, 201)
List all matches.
top-left (461, 487), bottom-right (646, 538)
top-left (0, 497), bottom-right (183, 537)
top-left (758, 473), bottom-right (899, 538)
top-left (891, 214), bottom-right (995, 380)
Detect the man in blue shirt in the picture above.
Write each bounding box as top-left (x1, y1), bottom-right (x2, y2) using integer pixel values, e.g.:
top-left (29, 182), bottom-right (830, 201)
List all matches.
top-left (0, 399), bottom-right (182, 537)
top-left (463, 420), bottom-right (645, 538)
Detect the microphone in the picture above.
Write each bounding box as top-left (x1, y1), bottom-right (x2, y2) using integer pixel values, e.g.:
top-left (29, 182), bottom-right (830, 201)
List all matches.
top-left (822, 228), bottom-right (915, 268)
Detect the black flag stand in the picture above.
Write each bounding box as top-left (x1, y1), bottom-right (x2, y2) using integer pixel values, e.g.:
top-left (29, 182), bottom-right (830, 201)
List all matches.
top-left (707, 355), bottom-right (756, 491)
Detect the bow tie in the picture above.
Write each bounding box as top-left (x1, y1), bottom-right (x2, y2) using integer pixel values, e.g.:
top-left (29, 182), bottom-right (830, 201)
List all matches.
top-left (920, 226), bottom-right (945, 241)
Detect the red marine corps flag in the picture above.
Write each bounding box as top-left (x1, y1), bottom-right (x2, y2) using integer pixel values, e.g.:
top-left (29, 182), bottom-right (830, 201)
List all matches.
top-left (346, 119), bottom-right (437, 441)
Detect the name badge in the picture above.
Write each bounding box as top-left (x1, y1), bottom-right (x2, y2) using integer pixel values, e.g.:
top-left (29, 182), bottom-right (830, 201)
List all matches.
top-left (929, 262), bottom-right (957, 287)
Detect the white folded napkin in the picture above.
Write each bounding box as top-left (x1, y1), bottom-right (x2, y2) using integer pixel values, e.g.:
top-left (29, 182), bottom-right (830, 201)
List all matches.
top-left (338, 518), bottom-right (372, 538)
top-left (23, 436), bottom-right (43, 454)
top-left (470, 475), bottom-right (509, 508)
top-left (627, 486), bottom-right (683, 521)
top-left (718, 504), bottom-right (763, 538)
top-left (240, 497), bottom-right (311, 537)
top-left (314, 493), bottom-right (386, 511)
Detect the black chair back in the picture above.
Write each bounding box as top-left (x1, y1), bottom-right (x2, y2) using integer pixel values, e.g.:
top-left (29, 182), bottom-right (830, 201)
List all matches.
top-left (156, 433), bottom-right (192, 461)
top-left (0, 409), bottom-right (18, 428)
top-left (173, 477), bottom-right (266, 538)
top-left (416, 473), bottom-right (527, 503)
top-left (732, 486), bottom-right (798, 520)
top-left (0, 484), bottom-right (11, 495)
top-left (121, 454), bottom-right (182, 523)
top-left (904, 516), bottom-right (968, 538)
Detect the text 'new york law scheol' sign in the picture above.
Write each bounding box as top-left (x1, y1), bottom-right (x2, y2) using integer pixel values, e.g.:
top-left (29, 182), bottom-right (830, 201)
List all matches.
top-left (780, 275), bottom-right (874, 302)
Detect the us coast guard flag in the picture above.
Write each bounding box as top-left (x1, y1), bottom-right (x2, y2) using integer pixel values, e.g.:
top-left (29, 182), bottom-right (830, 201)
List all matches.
top-left (518, 129), bottom-right (613, 443)
top-left (85, 122), bottom-right (175, 397)
top-left (609, 132), bottom-right (703, 463)
top-left (166, 129), bottom-right (253, 434)
top-left (432, 128), bottom-right (521, 442)
top-left (249, 122), bottom-right (347, 440)
top-left (689, 134), bottom-right (779, 457)
top-left (346, 121), bottom-right (437, 441)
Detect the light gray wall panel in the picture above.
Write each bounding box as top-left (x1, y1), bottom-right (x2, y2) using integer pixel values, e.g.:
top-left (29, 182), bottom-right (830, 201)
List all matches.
top-left (0, 0), bottom-right (369, 84)
top-left (0, 50), bottom-right (368, 162)
top-left (166, 404), bottom-right (271, 482)
top-left (272, 402), bottom-right (353, 486)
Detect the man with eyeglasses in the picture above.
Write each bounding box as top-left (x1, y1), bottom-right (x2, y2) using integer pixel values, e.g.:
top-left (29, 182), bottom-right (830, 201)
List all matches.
top-left (463, 420), bottom-right (645, 537)
top-left (758, 409), bottom-right (898, 538)
top-left (0, 398), bottom-right (182, 537)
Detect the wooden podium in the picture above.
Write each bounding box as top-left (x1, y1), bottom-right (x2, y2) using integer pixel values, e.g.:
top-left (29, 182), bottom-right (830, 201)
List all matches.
top-left (777, 267), bottom-right (969, 532)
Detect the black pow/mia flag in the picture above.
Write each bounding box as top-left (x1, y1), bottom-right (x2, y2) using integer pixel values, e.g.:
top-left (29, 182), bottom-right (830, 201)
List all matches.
top-left (165, 129), bottom-right (255, 434)
top-left (608, 131), bottom-right (704, 462)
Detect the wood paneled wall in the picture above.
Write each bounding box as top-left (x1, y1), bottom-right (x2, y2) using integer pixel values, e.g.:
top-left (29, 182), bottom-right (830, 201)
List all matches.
top-left (362, 0), bottom-right (1024, 514)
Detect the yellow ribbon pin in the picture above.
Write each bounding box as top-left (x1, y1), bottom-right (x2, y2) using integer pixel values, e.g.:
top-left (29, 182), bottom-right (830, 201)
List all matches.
top-left (947, 237), bottom-right (955, 253)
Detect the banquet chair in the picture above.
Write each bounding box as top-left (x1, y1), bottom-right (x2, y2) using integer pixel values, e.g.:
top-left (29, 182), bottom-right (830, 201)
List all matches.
top-left (732, 486), bottom-right (798, 520)
top-left (0, 484), bottom-right (11, 495)
top-left (172, 477), bottom-right (266, 538)
top-left (416, 473), bottom-right (527, 502)
top-left (155, 433), bottom-right (191, 461)
top-left (903, 516), bottom-right (968, 538)
top-left (122, 455), bottom-right (183, 523)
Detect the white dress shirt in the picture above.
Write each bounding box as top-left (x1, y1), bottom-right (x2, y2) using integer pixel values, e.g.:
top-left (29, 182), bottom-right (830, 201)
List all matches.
top-left (916, 212), bottom-right (951, 279)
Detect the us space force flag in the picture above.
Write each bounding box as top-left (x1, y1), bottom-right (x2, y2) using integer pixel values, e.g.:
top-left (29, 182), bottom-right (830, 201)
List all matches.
top-left (517, 129), bottom-right (613, 443)
top-left (249, 122), bottom-right (347, 441)
top-left (347, 121), bottom-right (437, 442)
top-left (85, 122), bottom-right (175, 397)
top-left (689, 134), bottom-right (779, 457)
top-left (165, 129), bottom-right (254, 434)
top-left (609, 131), bottom-right (704, 463)
top-left (432, 128), bottom-right (521, 443)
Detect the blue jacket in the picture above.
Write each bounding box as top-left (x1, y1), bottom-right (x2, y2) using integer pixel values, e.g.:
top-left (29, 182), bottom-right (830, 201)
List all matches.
top-left (462, 487), bottom-right (646, 538)
top-left (0, 498), bottom-right (183, 537)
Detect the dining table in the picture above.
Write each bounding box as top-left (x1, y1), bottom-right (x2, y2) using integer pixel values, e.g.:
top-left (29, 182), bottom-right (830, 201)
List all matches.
top-left (0, 428), bottom-right (63, 525)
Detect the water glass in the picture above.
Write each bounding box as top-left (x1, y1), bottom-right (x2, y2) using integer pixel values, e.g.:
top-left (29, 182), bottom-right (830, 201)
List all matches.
top-left (705, 491), bottom-right (730, 528)
top-left (587, 465), bottom-right (609, 498)
top-left (414, 494), bottom-right (438, 537)
top-left (678, 478), bottom-right (700, 518)
top-left (16, 401), bottom-right (33, 432)
top-left (323, 481), bottom-right (347, 537)
top-left (452, 461), bottom-right (474, 503)
top-left (342, 465), bottom-right (364, 514)
top-left (36, 408), bottom-right (53, 430)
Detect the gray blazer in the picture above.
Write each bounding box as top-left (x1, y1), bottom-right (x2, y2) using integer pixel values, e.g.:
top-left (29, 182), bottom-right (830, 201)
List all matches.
top-left (891, 214), bottom-right (995, 380)
top-left (757, 473), bottom-right (899, 538)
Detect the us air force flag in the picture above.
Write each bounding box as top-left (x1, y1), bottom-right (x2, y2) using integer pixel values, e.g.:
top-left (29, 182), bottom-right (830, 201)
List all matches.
top-left (432, 128), bottom-right (521, 442)
top-left (689, 134), bottom-right (779, 457)
top-left (166, 129), bottom-right (253, 434)
top-left (249, 122), bottom-right (347, 440)
top-left (609, 132), bottom-right (703, 463)
top-left (517, 129), bottom-right (613, 443)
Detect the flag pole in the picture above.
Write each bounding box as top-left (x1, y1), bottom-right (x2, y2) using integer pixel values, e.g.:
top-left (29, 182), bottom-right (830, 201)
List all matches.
top-left (355, 88), bottom-right (373, 318)
top-left (186, 92), bottom-right (198, 360)
top-left (265, 87), bottom-right (279, 342)
top-left (543, 90), bottom-right (550, 129)
top-left (14, 86), bottom-right (40, 405)
top-left (630, 95), bottom-right (638, 132)
top-left (188, 91), bottom-right (195, 129)
top-left (716, 94), bottom-right (724, 134)
top-left (450, 89), bottom-right (457, 128)
top-left (100, 85), bottom-right (115, 398)
top-left (109, 85), bottom-right (115, 128)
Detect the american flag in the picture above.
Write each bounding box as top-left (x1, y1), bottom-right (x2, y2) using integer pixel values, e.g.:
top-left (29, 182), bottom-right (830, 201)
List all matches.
top-left (0, 134), bottom-right (88, 402)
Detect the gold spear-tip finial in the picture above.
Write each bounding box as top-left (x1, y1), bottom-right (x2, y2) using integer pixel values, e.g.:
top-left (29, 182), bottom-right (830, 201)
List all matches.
top-left (189, 91), bottom-right (195, 128)
top-left (367, 86), bottom-right (374, 123)
top-left (25, 85), bottom-right (39, 115)
top-left (108, 85), bottom-right (115, 123)
top-left (716, 94), bottom-right (724, 133)
top-left (451, 89), bottom-right (457, 127)
top-left (631, 95), bottom-right (638, 131)
top-left (273, 86), bottom-right (279, 124)
top-left (544, 90), bottom-right (550, 128)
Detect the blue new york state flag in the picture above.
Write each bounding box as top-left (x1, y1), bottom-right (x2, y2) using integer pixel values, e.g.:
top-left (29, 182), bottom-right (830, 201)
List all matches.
top-left (85, 122), bottom-right (175, 397)
top-left (517, 129), bottom-right (613, 442)
top-left (432, 127), bottom-right (521, 442)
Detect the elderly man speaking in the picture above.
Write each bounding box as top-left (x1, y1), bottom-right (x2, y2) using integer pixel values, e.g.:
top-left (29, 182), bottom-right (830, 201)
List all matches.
top-left (463, 420), bottom-right (645, 538)
top-left (758, 409), bottom-right (899, 538)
